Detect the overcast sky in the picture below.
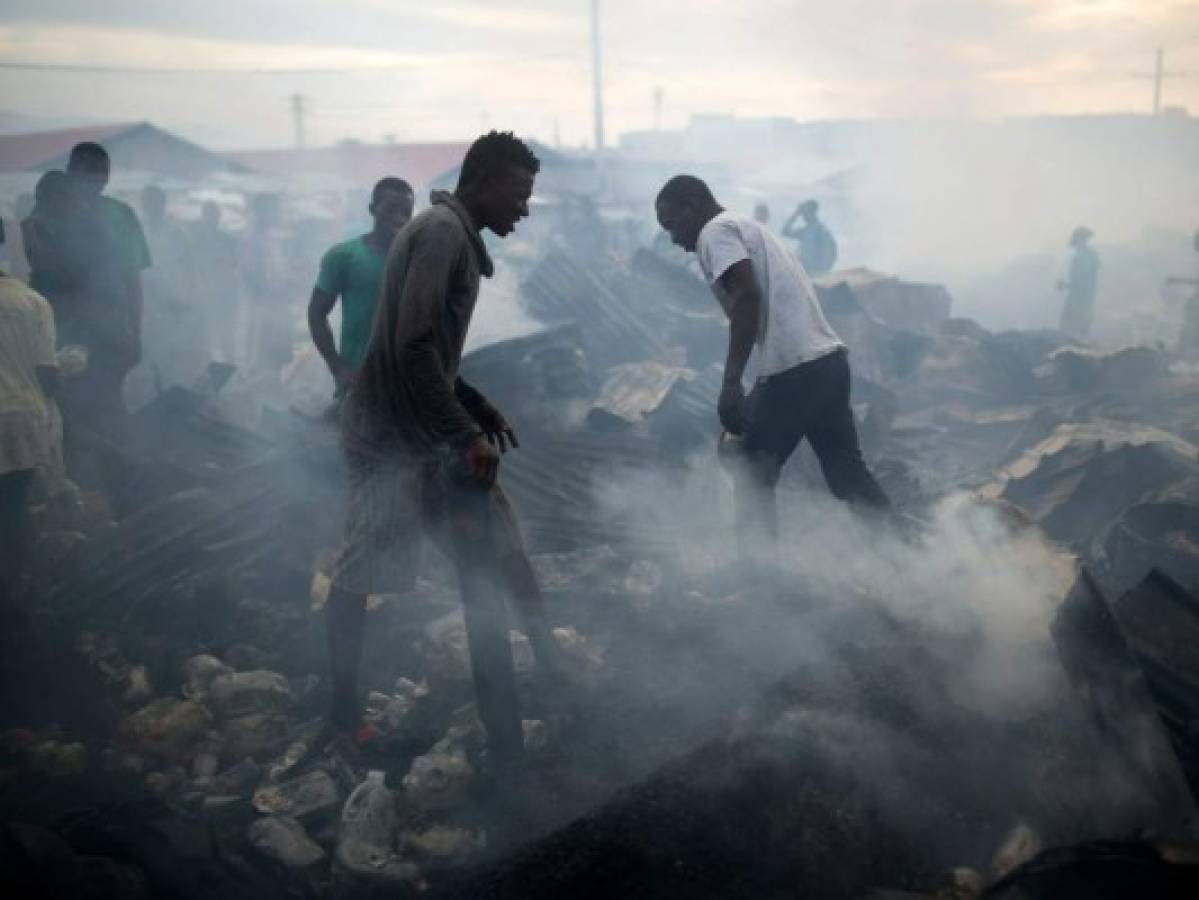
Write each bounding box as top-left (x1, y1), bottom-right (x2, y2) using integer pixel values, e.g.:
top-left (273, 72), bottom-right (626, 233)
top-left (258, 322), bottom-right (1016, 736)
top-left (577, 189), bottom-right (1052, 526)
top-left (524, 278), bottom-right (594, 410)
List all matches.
top-left (1, 0), bottom-right (1197, 149)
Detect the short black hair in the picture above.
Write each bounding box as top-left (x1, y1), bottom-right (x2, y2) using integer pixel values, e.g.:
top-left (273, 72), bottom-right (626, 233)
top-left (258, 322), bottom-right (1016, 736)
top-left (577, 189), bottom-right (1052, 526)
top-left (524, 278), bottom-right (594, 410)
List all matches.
top-left (457, 131), bottom-right (539, 190)
top-left (372, 177), bottom-right (413, 203)
top-left (67, 141), bottom-right (109, 170)
top-left (656, 175), bottom-right (715, 209)
top-left (33, 170), bottom-right (72, 210)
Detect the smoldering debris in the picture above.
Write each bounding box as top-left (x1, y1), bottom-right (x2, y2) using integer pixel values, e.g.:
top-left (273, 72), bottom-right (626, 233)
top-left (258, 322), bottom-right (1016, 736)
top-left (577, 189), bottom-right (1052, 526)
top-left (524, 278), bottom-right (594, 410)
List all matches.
top-left (4, 240), bottom-right (1199, 900)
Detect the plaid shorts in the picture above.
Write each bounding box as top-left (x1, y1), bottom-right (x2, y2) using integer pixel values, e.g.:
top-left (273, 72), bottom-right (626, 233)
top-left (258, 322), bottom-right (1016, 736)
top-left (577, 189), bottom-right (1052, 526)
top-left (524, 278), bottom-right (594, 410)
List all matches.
top-left (329, 446), bottom-right (526, 596)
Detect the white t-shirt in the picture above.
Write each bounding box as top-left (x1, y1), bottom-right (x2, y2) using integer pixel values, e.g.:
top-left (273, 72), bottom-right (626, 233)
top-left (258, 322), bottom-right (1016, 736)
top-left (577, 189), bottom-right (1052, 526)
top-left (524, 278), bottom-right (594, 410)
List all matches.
top-left (695, 211), bottom-right (843, 382)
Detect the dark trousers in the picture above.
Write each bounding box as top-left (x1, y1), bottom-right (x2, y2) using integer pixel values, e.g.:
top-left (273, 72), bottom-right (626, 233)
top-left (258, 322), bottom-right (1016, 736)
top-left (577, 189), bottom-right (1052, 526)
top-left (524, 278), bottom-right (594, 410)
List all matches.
top-left (448, 482), bottom-right (525, 763)
top-left (326, 478), bottom-right (553, 763)
top-left (57, 356), bottom-right (130, 499)
top-left (735, 349), bottom-right (891, 549)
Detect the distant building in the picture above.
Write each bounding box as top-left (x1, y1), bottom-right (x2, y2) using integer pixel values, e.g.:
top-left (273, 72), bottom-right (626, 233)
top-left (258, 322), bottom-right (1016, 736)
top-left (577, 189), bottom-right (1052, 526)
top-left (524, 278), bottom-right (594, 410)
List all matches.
top-left (0, 122), bottom-right (246, 178)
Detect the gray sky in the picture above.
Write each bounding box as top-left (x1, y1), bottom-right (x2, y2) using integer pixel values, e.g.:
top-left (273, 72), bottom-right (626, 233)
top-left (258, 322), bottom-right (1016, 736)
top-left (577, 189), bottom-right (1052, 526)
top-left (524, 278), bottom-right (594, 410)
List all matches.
top-left (1, 0), bottom-right (1197, 149)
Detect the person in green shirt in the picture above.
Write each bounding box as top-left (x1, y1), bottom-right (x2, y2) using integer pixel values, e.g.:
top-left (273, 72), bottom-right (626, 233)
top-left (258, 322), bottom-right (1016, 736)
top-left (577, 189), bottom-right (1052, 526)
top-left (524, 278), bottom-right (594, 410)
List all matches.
top-left (308, 177), bottom-right (414, 394)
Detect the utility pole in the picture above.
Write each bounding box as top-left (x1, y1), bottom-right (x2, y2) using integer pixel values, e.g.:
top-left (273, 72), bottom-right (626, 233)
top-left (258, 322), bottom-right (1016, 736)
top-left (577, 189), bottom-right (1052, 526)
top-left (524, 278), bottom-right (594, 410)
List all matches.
top-left (290, 93), bottom-right (306, 149)
top-left (653, 86), bottom-right (664, 131)
top-left (590, 0), bottom-right (605, 159)
top-left (1135, 48), bottom-right (1184, 116)
top-left (1153, 47), bottom-right (1164, 115)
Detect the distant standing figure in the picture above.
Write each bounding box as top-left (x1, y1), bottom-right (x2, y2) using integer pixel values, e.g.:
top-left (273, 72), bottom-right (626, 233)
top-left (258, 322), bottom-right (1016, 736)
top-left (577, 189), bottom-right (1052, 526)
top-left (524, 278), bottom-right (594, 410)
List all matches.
top-left (238, 192), bottom-right (291, 370)
top-left (190, 202), bottom-right (239, 365)
top-left (139, 185), bottom-right (201, 389)
top-left (753, 202), bottom-right (770, 227)
top-left (1167, 229), bottom-right (1199, 360)
top-left (782, 199), bottom-right (837, 275)
top-left (308, 177), bottom-right (413, 395)
top-left (1058, 226), bottom-right (1099, 340)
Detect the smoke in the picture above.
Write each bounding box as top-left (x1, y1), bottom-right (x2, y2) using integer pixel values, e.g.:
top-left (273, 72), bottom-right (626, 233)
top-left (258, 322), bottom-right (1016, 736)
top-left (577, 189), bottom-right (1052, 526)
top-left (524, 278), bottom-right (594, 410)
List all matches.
top-left (593, 449), bottom-right (1074, 719)
top-left (570, 445), bottom-right (1179, 861)
top-left (836, 117), bottom-right (1199, 330)
top-left (464, 261), bottom-right (544, 352)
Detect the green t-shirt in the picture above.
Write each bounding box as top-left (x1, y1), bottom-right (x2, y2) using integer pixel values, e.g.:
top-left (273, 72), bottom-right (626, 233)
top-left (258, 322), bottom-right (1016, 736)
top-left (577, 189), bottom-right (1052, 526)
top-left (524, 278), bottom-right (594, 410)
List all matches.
top-left (314, 235), bottom-right (386, 371)
top-left (98, 196), bottom-right (152, 277)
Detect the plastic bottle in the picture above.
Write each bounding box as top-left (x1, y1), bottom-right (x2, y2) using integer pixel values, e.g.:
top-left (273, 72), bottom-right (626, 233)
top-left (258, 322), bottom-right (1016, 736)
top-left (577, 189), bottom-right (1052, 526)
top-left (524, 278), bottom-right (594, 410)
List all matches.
top-left (335, 771), bottom-right (421, 885)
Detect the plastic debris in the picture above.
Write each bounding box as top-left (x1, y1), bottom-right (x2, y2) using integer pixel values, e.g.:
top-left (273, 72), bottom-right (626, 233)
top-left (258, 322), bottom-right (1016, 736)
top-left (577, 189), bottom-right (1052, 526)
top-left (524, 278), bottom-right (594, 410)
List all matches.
top-left (220, 713), bottom-right (289, 759)
top-left (252, 768), bottom-right (340, 821)
top-left (182, 654), bottom-right (233, 701)
top-left (117, 698), bottom-right (213, 762)
top-left (207, 670), bottom-right (292, 719)
top-left (336, 770), bottom-right (423, 886)
top-left (248, 816), bottom-right (325, 868)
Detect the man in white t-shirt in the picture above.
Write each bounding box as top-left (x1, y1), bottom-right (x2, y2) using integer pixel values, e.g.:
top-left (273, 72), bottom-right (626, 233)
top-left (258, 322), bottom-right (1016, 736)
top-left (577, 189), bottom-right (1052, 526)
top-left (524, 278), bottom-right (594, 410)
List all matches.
top-left (655, 175), bottom-right (891, 547)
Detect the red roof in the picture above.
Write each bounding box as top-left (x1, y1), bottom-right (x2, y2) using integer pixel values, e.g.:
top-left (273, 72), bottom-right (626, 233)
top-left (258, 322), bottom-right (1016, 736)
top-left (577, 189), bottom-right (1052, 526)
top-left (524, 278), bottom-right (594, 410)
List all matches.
top-left (0, 122), bottom-right (139, 171)
top-left (226, 141), bottom-right (471, 189)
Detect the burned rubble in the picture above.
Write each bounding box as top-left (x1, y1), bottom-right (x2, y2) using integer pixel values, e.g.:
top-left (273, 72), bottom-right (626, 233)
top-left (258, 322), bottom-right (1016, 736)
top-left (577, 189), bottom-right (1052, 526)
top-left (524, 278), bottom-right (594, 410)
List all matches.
top-left (3, 241), bottom-right (1199, 900)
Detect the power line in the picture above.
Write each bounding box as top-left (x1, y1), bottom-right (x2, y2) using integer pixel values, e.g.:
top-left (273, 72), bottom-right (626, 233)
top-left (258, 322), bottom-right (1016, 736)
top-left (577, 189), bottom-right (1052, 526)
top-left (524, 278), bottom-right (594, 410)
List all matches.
top-left (0, 51), bottom-right (583, 76)
top-left (0, 60), bottom-right (419, 75)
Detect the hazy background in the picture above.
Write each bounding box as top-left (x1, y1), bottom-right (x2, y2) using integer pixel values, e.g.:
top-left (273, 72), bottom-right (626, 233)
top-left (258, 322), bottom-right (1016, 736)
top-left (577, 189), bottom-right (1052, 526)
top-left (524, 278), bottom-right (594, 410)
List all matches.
top-left (2, 1), bottom-right (1197, 148)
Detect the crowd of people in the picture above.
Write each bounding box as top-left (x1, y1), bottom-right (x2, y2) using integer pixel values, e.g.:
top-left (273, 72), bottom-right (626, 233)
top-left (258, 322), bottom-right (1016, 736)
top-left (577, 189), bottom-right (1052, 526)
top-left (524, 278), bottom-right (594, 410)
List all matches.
top-left (2, 131), bottom-right (1198, 774)
top-left (0, 142), bottom-right (296, 595)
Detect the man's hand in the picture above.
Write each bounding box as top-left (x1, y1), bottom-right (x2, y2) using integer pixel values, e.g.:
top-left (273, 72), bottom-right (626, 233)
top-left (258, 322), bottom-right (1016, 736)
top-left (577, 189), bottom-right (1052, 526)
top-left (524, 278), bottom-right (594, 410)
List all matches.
top-left (718, 382), bottom-right (747, 435)
top-left (463, 435), bottom-right (500, 485)
top-left (475, 406), bottom-right (519, 454)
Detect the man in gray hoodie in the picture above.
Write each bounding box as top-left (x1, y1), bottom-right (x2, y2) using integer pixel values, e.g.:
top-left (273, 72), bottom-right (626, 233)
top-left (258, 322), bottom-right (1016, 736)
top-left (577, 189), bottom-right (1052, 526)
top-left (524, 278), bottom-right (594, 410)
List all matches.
top-left (327, 132), bottom-right (558, 766)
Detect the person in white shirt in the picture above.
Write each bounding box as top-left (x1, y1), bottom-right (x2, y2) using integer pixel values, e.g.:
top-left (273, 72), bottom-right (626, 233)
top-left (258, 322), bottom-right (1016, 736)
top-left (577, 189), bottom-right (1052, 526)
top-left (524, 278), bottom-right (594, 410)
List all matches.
top-left (655, 175), bottom-right (891, 549)
top-left (0, 223), bottom-right (61, 597)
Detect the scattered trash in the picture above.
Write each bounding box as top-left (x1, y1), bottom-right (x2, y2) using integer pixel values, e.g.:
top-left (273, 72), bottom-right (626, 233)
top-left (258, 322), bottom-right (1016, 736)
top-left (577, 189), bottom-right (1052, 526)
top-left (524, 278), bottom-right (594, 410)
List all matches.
top-left (207, 670), bottom-right (292, 719)
top-left (401, 733), bottom-right (476, 812)
top-left (335, 770), bottom-right (422, 886)
top-left (252, 768), bottom-right (340, 821)
top-left (220, 713), bottom-right (290, 760)
top-left (117, 698), bottom-right (213, 763)
top-left (991, 823), bottom-right (1043, 879)
top-left (123, 666), bottom-right (155, 706)
top-left (182, 654), bottom-right (233, 701)
top-left (401, 824), bottom-right (486, 860)
top-left (248, 816), bottom-right (325, 868)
